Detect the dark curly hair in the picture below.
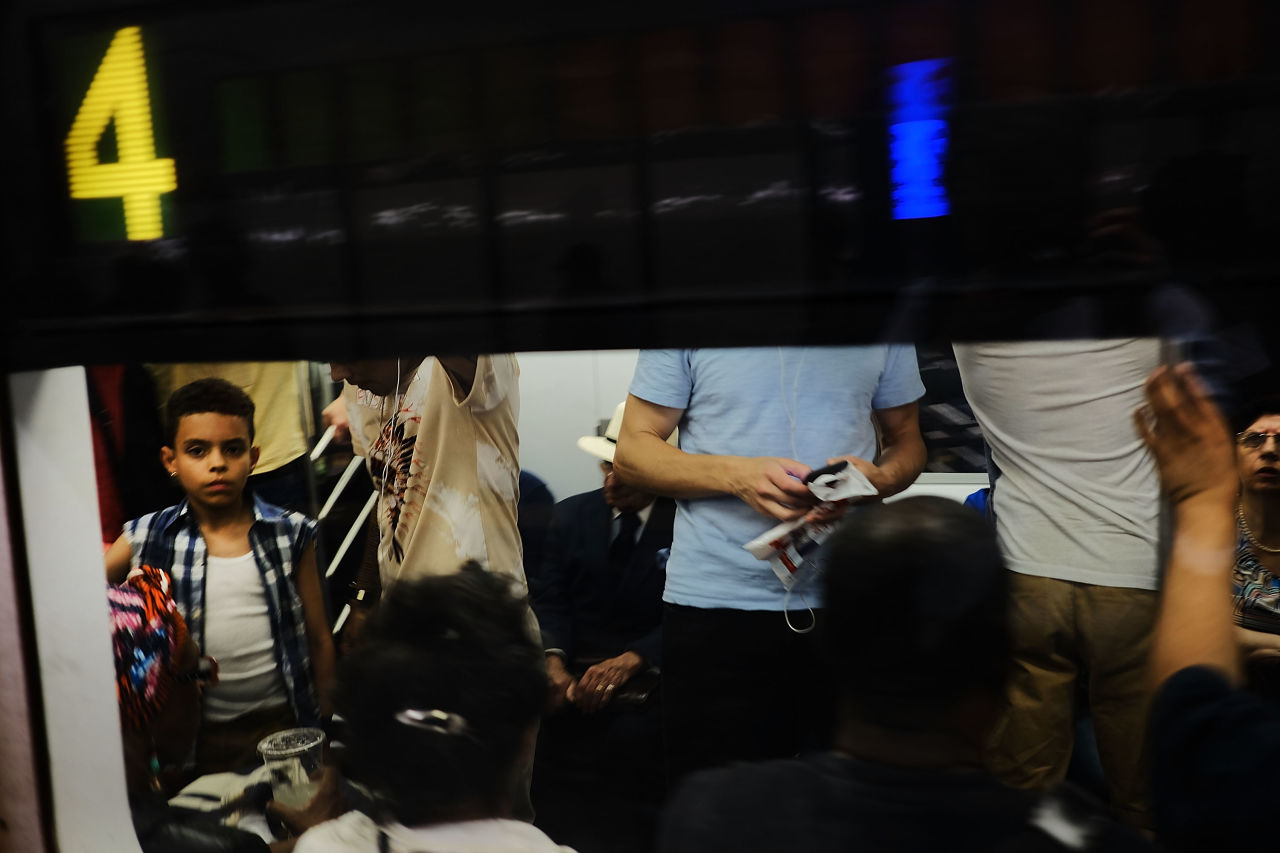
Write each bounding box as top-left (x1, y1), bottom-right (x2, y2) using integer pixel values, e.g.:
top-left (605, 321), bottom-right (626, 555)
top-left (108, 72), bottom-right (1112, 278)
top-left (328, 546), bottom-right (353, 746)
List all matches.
top-left (334, 562), bottom-right (545, 825)
top-left (165, 377), bottom-right (255, 445)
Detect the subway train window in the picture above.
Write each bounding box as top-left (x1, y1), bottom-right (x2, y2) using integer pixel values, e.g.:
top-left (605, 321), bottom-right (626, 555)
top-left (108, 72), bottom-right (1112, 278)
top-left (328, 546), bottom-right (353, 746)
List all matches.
top-left (8, 0), bottom-right (1279, 362)
top-left (52, 350), bottom-right (989, 853)
top-left (24, 336), bottom-right (1280, 852)
top-left (5, 0), bottom-right (1280, 851)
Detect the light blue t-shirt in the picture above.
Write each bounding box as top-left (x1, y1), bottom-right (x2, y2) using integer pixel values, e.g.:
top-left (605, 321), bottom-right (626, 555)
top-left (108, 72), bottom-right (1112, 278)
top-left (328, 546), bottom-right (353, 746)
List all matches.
top-left (629, 346), bottom-right (925, 610)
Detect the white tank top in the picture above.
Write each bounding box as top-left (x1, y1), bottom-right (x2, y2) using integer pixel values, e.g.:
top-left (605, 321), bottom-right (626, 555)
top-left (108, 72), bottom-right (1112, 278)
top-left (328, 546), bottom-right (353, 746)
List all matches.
top-left (202, 552), bottom-right (289, 722)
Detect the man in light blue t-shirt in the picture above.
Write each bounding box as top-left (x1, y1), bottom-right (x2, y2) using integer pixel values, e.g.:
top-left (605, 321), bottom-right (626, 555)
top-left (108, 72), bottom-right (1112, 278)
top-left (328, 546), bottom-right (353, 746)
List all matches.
top-left (614, 346), bottom-right (926, 785)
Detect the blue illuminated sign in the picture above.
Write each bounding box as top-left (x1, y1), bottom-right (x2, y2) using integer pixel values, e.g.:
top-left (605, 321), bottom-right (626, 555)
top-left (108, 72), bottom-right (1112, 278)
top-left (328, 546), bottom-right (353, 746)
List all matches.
top-left (889, 58), bottom-right (951, 220)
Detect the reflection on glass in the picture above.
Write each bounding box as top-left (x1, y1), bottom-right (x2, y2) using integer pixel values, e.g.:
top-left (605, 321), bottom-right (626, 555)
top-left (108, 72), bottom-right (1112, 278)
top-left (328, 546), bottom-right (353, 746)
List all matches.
top-left (888, 57), bottom-right (951, 221)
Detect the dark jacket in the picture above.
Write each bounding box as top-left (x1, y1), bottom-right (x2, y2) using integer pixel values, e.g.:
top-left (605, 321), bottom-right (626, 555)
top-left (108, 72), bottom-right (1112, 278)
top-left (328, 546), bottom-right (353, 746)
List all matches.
top-left (531, 489), bottom-right (674, 667)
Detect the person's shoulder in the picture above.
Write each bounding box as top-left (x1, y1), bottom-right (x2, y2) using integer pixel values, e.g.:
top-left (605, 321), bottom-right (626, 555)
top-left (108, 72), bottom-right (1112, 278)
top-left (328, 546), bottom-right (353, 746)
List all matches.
top-left (128, 502), bottom-right (185, 534)
top-left (1149, 663), bottom-right (1279, 753)
top-left (660, 757), bottom-right (835, 851)
top-left (519, 470), bottom-right (553, 502)
top-left (294, 810), bottom-right (379, 852)
top-left (1148, 665), bottom-right (1280, 849)
top-left (557, 489), bottom-right (605, 511)
top-left (251, 494), bottom-right (316, 529)
top-left (552, 490), bottom-right (608, 527)
top-left (667, 757), bottom-right (824, 817)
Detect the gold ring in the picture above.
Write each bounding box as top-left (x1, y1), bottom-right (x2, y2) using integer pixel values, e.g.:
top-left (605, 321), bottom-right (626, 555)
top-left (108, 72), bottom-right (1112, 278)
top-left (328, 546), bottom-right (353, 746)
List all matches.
top-left (605, 684), bottom-right (615, 691)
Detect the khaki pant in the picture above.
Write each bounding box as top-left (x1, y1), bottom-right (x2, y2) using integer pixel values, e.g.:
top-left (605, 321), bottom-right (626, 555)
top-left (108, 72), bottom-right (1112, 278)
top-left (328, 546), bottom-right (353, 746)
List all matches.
top-left (985, 573), bottom-right (1158, 829)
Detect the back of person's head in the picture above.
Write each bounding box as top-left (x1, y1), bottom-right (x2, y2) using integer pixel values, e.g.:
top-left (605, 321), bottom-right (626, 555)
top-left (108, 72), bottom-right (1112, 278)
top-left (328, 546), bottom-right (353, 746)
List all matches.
top-left (334, 563), bottom-right (544, 826)
top-left (821, 496), bottom-right (1009, 732)
top-left (165, 377), bottom-right (255, 445)
top-left (1231, 394), bottom-right (1280, 436)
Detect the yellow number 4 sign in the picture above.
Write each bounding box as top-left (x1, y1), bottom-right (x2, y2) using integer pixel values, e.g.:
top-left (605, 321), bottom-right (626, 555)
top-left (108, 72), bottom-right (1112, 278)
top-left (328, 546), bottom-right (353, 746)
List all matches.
top-left (64, 26), bottom-right (176, 241)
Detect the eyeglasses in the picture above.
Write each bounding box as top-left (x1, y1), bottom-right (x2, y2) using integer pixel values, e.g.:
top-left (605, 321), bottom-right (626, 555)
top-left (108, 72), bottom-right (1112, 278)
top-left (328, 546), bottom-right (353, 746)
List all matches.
top-left (1237, 431), bottom-right (1280, 450)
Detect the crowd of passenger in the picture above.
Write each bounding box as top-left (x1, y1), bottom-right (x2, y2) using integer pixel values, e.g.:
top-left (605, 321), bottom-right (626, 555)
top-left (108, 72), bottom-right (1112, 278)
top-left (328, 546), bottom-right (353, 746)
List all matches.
top-left (100, 344), bottom-right (1280, 852)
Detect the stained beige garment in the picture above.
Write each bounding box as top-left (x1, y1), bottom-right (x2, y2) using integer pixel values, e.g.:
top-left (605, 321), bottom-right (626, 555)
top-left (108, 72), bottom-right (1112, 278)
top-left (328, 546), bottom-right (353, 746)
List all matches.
top-left (345, 355), bottom-right (524, 594)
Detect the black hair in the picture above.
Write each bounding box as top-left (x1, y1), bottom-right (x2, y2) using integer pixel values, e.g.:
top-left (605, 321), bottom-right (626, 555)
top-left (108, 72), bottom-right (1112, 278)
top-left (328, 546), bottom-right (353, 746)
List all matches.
top-left (165, 377), bottom-right (255, 445)
top-left (1231, 395), bottom-right (1280, 437)
top-left (333, 563), bottom-right (545, 826)
top-left (819, 496), bottom-right (1009, 732)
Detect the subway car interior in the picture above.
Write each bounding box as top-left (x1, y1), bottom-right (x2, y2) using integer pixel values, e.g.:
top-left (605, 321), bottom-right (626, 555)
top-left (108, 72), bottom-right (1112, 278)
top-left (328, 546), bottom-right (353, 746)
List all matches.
top-left (4, 0), bottom-right (1280, 851)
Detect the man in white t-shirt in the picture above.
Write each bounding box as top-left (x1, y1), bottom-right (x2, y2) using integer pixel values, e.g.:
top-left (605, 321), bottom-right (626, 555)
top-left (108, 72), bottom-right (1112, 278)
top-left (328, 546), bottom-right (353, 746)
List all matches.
top-left (953, 339), bottom-right (1166, 830)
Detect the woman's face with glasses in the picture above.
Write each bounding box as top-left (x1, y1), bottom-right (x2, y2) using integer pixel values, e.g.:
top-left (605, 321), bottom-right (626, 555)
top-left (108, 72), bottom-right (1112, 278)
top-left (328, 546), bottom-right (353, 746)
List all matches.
top-left (1238, 415), bottom-right (1280, 493)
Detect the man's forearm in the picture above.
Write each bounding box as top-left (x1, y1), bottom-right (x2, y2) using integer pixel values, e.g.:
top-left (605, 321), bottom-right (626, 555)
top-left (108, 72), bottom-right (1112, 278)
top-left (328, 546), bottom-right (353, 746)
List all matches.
top-left (869, 437), bottom-right (927, 498)
top-left (613, 433), bottom-right (742, 499)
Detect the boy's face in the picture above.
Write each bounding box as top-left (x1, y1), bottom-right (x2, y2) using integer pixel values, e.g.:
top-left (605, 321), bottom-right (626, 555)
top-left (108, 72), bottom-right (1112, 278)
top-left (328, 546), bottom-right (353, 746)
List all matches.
top-left (161, 412), bottom-right (260, 511)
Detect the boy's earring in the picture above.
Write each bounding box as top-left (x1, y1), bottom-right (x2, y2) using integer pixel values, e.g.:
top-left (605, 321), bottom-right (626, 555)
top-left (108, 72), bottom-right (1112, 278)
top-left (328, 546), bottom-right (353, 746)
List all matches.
top-left (169, 471), bottom-right (177, 479)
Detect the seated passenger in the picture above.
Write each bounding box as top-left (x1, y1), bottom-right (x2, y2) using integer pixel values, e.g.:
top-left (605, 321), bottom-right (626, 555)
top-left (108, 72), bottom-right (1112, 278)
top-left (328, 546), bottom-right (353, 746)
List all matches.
top-left (292, 564), bottom-right (571, 852)
top-left (528, 402), bottom-right (675, 852)
top-left (1138, 365), bottom-right (1280, 851)
top-left (536, 401), bottom-right (674, 710)
top-left (105, 378), bottom-right (335, 774)
top-left (1228, 395), bottom-right (1280, 697)
top-left (658, 496), bottom-right (1151, 852)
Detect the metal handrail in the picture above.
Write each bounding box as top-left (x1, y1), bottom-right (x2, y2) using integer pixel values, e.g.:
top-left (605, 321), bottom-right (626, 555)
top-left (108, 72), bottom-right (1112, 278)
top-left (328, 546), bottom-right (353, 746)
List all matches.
top-left (309, 429), bottom-right (376, 635)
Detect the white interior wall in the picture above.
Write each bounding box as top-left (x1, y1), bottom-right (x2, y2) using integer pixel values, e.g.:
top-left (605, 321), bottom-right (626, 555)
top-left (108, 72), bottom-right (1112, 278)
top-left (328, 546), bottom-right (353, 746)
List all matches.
top-left (516, 349), bottom-right (640, 503)
top-left (12, 368), bottom-right (142, 853)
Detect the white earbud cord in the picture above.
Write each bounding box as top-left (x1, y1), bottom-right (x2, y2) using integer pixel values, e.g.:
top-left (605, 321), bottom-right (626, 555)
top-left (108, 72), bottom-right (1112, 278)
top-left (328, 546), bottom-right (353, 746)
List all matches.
top-left (377, 359), bottom-right (401, 548)
top-left (783, 583), bottom-right (816, 634)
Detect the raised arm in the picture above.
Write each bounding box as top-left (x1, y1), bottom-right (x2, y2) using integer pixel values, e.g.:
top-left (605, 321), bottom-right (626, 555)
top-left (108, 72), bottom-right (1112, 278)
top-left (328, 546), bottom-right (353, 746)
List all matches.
top-left (437, 355), bottom-right (478, 396)
top-left (613, 394), bottom-right (817, 522)
top-left (1136, 363), bottom-right (1241, 690)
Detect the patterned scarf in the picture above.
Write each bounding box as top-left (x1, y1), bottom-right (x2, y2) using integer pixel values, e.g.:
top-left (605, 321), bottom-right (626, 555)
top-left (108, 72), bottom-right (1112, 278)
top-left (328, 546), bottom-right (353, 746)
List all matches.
top-left (108, 565), bottom-right (189, 731)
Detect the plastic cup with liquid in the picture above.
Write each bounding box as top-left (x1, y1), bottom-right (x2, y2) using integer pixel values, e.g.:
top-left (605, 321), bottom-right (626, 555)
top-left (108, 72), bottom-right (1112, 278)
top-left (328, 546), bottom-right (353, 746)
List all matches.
top-left (257, 727), bottom-right (326, 808)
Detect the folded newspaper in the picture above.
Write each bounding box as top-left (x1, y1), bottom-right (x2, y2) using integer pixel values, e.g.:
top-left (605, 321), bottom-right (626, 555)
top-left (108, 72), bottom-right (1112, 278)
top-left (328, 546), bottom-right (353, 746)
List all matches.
top-left (742, 463), bottom-right (879, 589)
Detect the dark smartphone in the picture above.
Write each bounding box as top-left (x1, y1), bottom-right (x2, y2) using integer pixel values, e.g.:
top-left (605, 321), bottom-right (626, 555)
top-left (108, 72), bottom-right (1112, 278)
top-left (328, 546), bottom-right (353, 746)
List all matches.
top-left (803, 460), bottom-right (848, 484)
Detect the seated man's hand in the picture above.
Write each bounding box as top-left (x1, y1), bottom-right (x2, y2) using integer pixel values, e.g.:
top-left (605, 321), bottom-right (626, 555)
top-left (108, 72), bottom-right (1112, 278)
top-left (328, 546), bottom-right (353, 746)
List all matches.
top-left (321, 396), bottom-right (352, 446)
top-left (730, 457), bottom-right (818, 521)
top-left (265, 765), bottom-right (346, 839)
top-left (546, 654), bottom-right (574, 713)
top-left (569, 651), bottom-right (645, 713)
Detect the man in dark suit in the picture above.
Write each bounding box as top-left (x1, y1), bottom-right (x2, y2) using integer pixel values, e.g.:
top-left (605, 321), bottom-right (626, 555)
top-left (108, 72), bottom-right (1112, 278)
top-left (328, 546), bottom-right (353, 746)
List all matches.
top-left (529, 401), bottom-right (675, 853)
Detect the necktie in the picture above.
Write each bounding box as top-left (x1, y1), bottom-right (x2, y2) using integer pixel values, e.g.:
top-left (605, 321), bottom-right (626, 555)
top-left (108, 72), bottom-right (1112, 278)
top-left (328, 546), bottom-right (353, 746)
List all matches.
top-left (610, 512), bottom-right (641, 569)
